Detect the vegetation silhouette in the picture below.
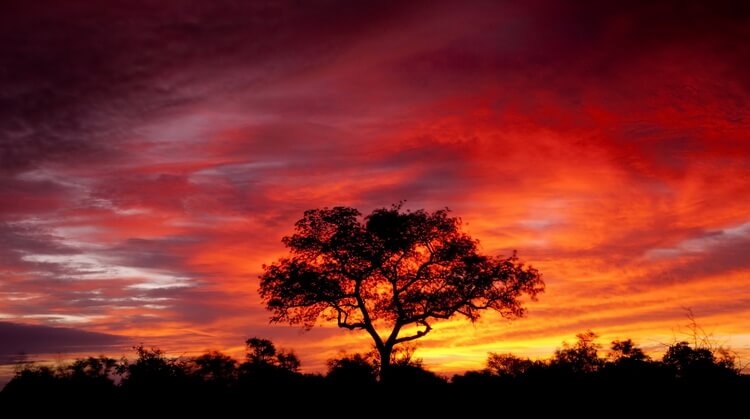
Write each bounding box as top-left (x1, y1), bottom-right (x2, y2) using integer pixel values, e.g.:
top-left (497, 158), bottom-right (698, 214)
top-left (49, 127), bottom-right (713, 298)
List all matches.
top-left (237, 337), bottom-right (309, 390)
top-left (326, 344), bottom-right (446, 388)
top-left (2, 333), bottom-right (746, 408)
top-left (259, 204), bottom-right (544, 381)
top-left (325, 353), bottom-right (378, 386)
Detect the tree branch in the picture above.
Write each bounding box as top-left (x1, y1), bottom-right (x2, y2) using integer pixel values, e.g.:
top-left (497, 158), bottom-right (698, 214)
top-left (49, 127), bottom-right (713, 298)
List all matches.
top-left (385, 323), bottom-right (402, 347)
top-left (397, 254), bottom-right (437, 294)
top-left (393, 320), bottom-right (432, 344)
top-left (336, 308), bottom-right (365, 330)
top-left (354, 280), bottom-right (384, 350)
top-left (386, 252), bottom-right (409, 321)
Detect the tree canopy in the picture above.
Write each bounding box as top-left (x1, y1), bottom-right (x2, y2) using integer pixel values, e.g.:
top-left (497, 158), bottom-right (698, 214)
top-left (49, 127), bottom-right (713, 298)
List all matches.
top-left (259, 204), bottom-right (545, 379)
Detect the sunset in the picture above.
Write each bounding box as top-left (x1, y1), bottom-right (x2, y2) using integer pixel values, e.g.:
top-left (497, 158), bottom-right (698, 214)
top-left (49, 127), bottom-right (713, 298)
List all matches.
top-left (1, 0), bottom-right (749, 396)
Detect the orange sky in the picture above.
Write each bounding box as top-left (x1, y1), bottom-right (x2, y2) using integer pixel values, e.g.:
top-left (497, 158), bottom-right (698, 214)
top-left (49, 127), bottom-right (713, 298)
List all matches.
top-left (1, 1), bottom-right (749, 377)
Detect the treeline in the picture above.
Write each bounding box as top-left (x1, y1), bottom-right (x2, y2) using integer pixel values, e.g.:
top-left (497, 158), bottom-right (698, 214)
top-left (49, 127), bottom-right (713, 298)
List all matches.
top-left (454, 331), bottom-right (743, 386)
top-left (1, 331), bottom-right (747, 403)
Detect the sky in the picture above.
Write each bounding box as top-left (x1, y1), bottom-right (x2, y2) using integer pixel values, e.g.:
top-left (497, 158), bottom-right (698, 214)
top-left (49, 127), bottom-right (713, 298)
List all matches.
top-left (1, 0), bottom-right (750, 378)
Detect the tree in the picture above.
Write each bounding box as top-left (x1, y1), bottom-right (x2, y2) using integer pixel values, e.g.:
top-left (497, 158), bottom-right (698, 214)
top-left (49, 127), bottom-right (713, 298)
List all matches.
top-left (662, 341), bottom-right (737, 380)
top-left (245, 338), bottom-right (278, 365)
top-left (552, 330), bottom-right (602, 374)
top-left (66, 356), bottom-right (119, 395)
top-left (259, 204), bottom-right (544, 381)
top-left (486, 353), bottom-right (536, 378)
top-left (118, 345), bottom-right (189, 394)
top-left (608, 339), bottom-right (648, 363)
top-left (326, 353), bottom-right (378, 386)
top-left (276, 350), bottom-right (301, 372)
top-left (192, 351), bottom-right (237, 385)
top-left (1, 365), bottom-right (61, 397)
top-left (244, 337), bottom-right (301, 371)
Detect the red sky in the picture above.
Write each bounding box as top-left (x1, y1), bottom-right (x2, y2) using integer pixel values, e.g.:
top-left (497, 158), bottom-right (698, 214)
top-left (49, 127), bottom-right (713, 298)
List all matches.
top-left (1, 0), bottom-right (750, 376)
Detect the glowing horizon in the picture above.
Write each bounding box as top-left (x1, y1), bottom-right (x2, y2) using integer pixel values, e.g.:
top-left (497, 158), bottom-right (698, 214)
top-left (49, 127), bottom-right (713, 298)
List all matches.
top-left (1, 1), bottom-right (749, 377)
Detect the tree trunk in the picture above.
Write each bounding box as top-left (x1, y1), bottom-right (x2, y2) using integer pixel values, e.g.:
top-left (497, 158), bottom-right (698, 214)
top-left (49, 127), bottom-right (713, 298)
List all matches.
top-left (378, 345), bottom-right (393, 384)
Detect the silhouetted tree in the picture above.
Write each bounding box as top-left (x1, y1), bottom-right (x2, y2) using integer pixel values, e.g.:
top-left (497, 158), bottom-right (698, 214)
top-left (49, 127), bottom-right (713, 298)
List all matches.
top-left (67, 356), bottom-right (119, 395)
top-left (245, 338), bottom-right (277, 365)
top-left (601, 339), bottom-right (662, 383)
top-left (486, 353), bottom-right (536, 378)
top-left (662, 341), bottom-right (737, 380)
top-left (238, 337), bottom-right (303, 388)
top-left (276, 350), bottom-right (301, 372)
top-left (552, 330), bottom-right (602, 374)
top-left (192, 351), bottom-right (237, 387)
top-left (326, 353), bottom-right (378, 386)
top-left (609, 339), bottom-right (648, 362)
top-left (118, 345), bottom-right (190, 394)
top-left (260, 204), bottom-right (544, 381)
top-left (243, 337), bottom-right (301, 371)
top-left (1, 365), bottom-right (60, 397)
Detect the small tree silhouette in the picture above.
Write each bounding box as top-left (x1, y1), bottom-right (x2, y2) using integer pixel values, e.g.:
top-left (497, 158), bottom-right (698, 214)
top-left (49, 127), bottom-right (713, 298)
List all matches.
top-left (326, 353), bottom-right (378, 386)
top-left (662, 342), bottom-right (738, 380)
top-left (245, 338), bottom-right (277, 365)
top-left (244, 337), bottom-right (300, 371)
top-left (552, 330), bottom-right (602, 374)
top-left (118, 345), bottom-right (189, 394)
top-left (259, 204), bottom-right (544, 381)
top-left (609, 339), bottom-right (648, 362)
top-left (486, 353), bottom-right (536, 378)
top-left (192, 351), bottom-right (237, 386)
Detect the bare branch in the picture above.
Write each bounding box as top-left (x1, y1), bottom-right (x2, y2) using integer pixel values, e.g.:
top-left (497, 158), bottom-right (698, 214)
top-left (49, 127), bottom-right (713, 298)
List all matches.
top-left (394, 320), bottom-right (432, 344)
top-left (335, 308), bottom-right (365, 330)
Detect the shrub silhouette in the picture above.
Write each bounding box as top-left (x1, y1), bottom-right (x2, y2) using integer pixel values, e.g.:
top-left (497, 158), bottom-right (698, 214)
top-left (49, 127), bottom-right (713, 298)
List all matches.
top-left (2, 365), bottom-right (60, 397)
top-left (326, 353), bottom-right (378, 386)
top-left (662, 341), bottom-right (738, 381)
top-left (326, 350), bottom-right (445, 387)
top-left (2, 356), bottom-right (119, 399)
top-left (609, 339), bottom-right (649, 362)
top-left (238, 337), bottom-right (304, 389)
top-left (192, 350), bottom-right (237, 390)
top-left (551, 330), bottom-right (603, 375)
top-left (1, 332), bottom-right (746, 405)
top-left (486, 353), bottom-right (537, 378)
top-left (119, 345), bottom-right (191, 396)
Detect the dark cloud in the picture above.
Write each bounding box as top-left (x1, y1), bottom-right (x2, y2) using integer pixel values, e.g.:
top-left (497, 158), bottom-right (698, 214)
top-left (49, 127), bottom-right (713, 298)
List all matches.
top-left (0, 222), bottom-right (78, 260)
top-left (0, 322), bottom-right (126, 364)
top-left (0, 177), bottom-right (71, 216)
top-left (102, 236), bottom-right (201, 270)
top-left (637, 227), bottom-right (750, 289)
top-left (0, 0), bottom-right (418, 172)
